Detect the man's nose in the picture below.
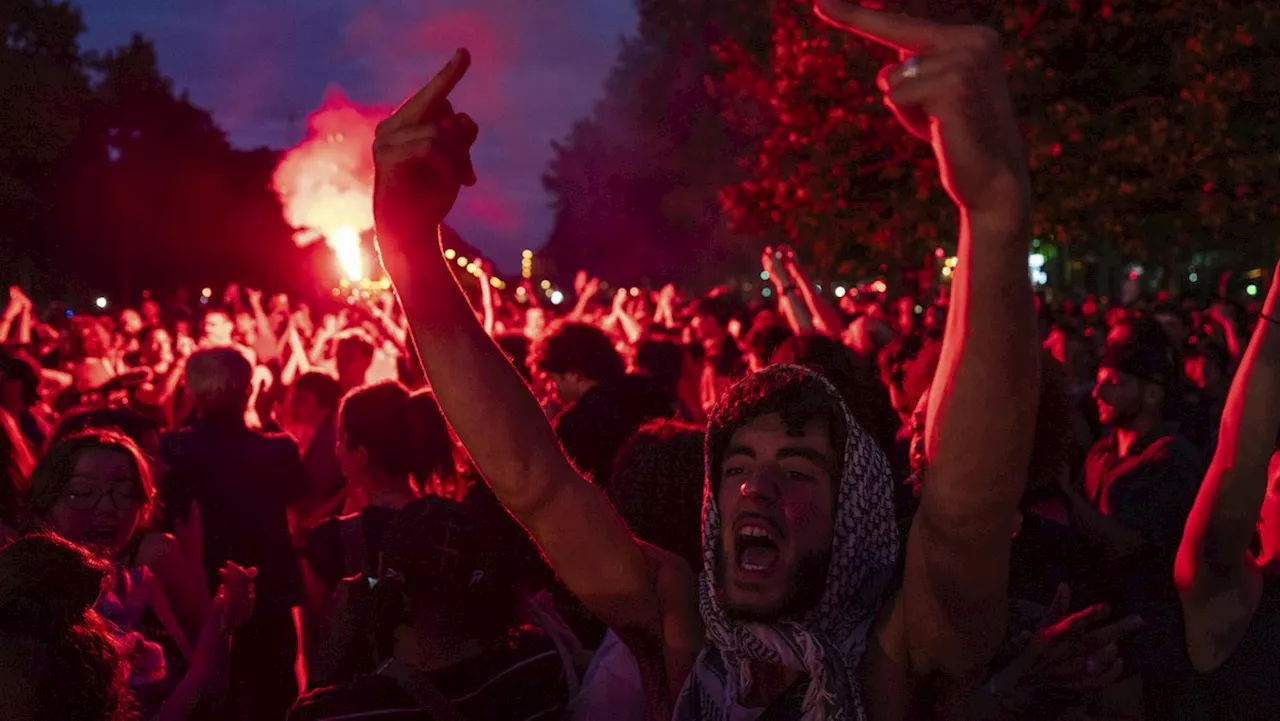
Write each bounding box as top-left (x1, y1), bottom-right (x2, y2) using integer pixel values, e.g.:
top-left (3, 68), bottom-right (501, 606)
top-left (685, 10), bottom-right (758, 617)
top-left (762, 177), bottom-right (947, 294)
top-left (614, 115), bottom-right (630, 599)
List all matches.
top-left (739, 467), bottom-right (780, 504)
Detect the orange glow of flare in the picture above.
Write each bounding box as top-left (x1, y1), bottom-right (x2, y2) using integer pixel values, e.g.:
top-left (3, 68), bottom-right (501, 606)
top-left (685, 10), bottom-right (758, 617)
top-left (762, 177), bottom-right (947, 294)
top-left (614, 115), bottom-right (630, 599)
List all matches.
top-left (331, 226), bottom-right (364, 282)
top-left (272, 90), bottom-right (391, 277)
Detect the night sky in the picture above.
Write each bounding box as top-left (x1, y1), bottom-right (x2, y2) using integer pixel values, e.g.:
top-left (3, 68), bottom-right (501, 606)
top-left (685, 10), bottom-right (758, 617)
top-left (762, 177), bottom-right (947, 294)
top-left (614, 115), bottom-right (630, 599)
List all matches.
top-left (74, 0), bottom-right (638, 270)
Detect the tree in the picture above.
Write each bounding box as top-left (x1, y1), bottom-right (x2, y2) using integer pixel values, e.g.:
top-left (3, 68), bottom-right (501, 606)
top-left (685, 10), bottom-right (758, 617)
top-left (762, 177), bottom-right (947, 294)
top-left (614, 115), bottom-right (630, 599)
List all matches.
top-left (713, 0), bottom-right (1280, 285)
top-left (58, 35), bottom-right (298, 299)
top-left (540, 1), bottom-right (752, 287)
top-left (0, 0), bottom-right (97, 293)
top-left (712, 1), bottom-right (933, 280)
top-left (1010, 0), bottom-right (1280, 281)
top-left (1, 3), bottom-right (299, 302)
top-left (85, 36), bottom-right (296, 294)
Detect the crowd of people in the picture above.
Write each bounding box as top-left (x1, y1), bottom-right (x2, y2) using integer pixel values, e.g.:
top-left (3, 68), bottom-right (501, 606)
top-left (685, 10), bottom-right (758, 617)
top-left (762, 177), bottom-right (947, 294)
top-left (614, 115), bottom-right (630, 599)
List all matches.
top-left (0, 3), bottom-right (1275, 720)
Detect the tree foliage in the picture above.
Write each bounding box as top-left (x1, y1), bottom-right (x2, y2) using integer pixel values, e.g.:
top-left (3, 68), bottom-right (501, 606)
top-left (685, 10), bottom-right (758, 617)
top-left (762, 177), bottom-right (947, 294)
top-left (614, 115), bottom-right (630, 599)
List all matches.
top-left (540, 1), bottom-right (750, 287)
top-left (0, 0), bottom-right (96, 287)
top-left (713, 0), bottom-right (1280, 278)
top-left (713, 2), bottom-right (926, 277)
top-left (0, 0), bottom-right (296, 301)
top-left (79, 35), bottom-right (296, 296)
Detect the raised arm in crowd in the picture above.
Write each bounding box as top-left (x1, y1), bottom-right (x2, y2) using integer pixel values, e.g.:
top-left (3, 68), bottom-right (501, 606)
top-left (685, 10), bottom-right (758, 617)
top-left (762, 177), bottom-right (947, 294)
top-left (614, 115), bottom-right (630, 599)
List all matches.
top-left (1175, 258), bottom-right (1280, 717)
top-left (374, 2), bottom-right (1039, 718)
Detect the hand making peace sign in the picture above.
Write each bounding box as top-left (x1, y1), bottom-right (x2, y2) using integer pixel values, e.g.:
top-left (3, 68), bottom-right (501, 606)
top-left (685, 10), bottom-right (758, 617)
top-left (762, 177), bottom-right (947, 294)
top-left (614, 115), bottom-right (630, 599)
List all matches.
top-left (815, 0), bottom-right (1030, 225)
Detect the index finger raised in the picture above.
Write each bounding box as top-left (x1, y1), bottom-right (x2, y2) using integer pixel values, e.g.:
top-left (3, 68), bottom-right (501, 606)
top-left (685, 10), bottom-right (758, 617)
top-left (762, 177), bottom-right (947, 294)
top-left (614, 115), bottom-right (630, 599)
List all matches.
top-left (386, 48), bottom-right (471, 130)
top-left (814, 0), bottom-right (942, 53)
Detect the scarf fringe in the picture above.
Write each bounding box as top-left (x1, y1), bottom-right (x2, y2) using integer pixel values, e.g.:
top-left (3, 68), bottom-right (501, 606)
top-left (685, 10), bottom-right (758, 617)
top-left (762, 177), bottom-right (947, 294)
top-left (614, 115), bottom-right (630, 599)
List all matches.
top-left (796, 631), bottom-right (832, 716)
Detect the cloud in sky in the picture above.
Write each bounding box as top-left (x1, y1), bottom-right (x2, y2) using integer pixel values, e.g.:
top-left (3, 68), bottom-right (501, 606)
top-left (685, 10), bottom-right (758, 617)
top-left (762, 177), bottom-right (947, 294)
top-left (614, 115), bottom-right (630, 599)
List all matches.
top-left (74, 0), bottom-right (637, 270)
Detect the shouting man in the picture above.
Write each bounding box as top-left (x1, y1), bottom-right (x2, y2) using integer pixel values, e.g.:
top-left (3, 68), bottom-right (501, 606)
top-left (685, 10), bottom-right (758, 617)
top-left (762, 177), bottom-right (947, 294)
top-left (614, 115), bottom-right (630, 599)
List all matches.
top-left (373, 2), bottom-right (1040, 718)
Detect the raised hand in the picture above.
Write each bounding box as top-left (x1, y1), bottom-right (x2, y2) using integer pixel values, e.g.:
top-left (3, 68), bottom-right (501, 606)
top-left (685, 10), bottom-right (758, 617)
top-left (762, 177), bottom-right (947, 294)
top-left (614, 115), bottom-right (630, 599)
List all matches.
top-left (215, 562), bottom-right (257, 631)
top-left (814, 0), bottom-right (1029, 223)
top-left (974, 584), bottom-right (1141, 715)
top-left (768, 245), bottom-right (803, 286)
top-left (373, 49), bottom-right (478, 245)
top-left (760, 246), bottom-right (776, 274)
top-left (292, 308), bottom-right (314, 338)
top-left (1013, 585), bottom-right (1142, 693)
top-left (7, 286), bottom-right (30, 310)
top-left (1042, 610), bottom-right (1143, 692)
top-left (184, 561), bottom-right (257, 683)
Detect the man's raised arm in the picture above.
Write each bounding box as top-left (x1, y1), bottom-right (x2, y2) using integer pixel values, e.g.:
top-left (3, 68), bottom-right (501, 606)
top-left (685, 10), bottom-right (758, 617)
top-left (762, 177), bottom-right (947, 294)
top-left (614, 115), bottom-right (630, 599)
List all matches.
top-left (816, 0), bottom-right (1040, 679)
top-left (371, 50), bottom-right (658, 633)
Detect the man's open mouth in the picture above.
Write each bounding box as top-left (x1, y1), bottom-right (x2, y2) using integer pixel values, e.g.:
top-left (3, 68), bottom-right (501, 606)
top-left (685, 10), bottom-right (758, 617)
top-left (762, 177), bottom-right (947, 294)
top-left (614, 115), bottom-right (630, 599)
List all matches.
top-left (735, 521), bottom-right (781, 573)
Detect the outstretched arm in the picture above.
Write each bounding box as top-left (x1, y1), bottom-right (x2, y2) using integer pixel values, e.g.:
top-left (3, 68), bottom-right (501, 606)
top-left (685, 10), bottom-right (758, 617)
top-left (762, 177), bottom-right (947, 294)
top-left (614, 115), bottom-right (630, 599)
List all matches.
top-left (818, 1), bottom-right (1040, 680)
top-left (1175, 259), bottom-right (1280, 671)
top-left (912, 175), bottom-right (1039, 681)
top-left (372, 50), bottom-right (665, 649)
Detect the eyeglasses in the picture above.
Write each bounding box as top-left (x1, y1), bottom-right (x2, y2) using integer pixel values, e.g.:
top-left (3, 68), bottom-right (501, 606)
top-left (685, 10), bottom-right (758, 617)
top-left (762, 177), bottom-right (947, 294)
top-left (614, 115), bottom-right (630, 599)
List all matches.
top-left (59, 484), bottom-right (144, 511)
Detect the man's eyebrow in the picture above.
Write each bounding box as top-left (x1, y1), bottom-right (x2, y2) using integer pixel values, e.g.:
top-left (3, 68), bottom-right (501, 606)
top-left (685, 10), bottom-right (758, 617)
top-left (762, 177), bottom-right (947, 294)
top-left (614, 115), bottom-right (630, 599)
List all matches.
top-left (776, 446), bottom-right (833, 466)
top-left (723, 444), bottom-right (756, 461)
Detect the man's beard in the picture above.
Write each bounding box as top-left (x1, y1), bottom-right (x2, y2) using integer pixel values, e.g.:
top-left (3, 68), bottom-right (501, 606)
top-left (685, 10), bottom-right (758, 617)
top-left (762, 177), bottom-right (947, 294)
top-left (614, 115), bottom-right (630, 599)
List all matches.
top-left (718, 540), bottom-right (831, 623)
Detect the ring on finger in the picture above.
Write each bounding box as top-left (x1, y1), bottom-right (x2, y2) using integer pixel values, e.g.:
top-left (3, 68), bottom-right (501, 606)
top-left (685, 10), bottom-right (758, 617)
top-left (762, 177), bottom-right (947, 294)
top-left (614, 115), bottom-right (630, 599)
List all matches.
top-left (899, 55), bottom-right (922, 80)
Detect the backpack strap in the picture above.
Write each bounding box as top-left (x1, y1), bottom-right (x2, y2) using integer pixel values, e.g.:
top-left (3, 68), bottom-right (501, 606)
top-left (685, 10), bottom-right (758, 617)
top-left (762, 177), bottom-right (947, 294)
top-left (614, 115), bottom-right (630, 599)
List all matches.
top-left (377, 658), bottom-right (468, 721)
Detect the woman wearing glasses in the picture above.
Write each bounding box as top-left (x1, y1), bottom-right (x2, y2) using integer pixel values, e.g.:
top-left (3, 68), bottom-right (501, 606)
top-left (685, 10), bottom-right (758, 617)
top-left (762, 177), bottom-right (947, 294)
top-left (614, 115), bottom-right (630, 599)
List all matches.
top-left (23, 430), bottom-right (190, 708)
top-left (21, 428), bottom-right (257, 720)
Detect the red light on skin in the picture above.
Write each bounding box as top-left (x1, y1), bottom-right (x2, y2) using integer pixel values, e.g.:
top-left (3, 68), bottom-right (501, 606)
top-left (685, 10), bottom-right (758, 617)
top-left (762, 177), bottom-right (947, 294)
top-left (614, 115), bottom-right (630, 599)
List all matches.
top-left (1129, 271), bottom-right (1140, 280)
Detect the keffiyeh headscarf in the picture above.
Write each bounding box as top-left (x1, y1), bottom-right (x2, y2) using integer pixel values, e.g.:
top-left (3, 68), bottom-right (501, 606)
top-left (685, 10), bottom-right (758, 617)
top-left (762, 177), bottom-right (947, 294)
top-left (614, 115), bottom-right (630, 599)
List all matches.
top-left (675, 365), bottom-right (901, 721)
